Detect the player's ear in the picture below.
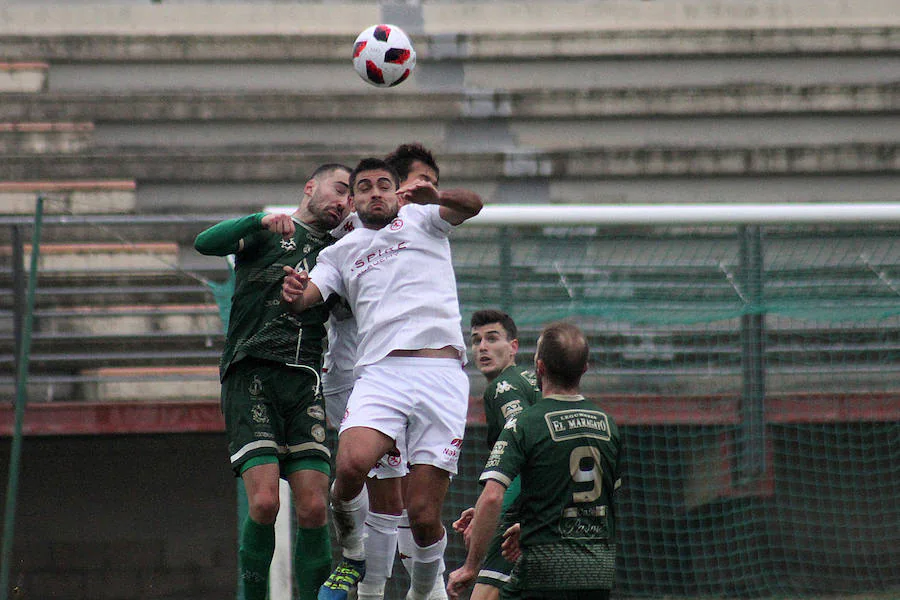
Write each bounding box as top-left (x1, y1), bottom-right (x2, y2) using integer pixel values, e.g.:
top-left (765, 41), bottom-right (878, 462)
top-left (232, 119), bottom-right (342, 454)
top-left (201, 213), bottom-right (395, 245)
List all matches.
top-left (348, 195), bottom-right (356, 212)
top-left (510, 338), bottom-right (519, 353)
top-left (304, 177), bottom-right (317, 198)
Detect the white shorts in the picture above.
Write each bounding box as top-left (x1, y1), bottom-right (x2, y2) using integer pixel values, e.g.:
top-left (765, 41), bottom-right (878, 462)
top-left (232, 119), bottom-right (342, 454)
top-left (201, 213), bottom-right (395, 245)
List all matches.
top-left (326, 383), bottom-right (409, 479)
top-left (340, 356), bottom-right (469, 475)
top-left (324, 385), bottom-right (353, 429)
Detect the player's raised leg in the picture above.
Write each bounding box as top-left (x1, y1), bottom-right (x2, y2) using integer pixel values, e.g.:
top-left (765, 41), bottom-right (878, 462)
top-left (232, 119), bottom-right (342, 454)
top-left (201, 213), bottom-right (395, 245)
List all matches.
top-left (358, 456), bottom-right (405, 600)
top-left (404, 464), bottom-right (452, 600)
top-left (320, 426), bottom-right (396, 600)
top-left (239, 461), bottom-right (282, 600)
top-left (286, 465), bottom-right (331, 600)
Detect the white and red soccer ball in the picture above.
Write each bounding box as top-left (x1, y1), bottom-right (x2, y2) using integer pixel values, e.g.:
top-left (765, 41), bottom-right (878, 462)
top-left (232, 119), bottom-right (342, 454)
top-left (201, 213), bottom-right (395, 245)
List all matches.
top-left (352, 24), bottom-right (416, 88)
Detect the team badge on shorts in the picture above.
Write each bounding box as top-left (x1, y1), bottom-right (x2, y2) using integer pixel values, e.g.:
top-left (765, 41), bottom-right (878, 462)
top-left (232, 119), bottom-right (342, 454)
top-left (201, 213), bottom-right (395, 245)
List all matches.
top-left (386, 446), bottom-right (402, 467)
top-left (249, 375), bottom-right (263, 397)
top-left (251, 403), bottom-right (269, 425)
top-left (307, 405), bottom-right (325, 421)
top-left (311, 424), bottom-right (326, 443)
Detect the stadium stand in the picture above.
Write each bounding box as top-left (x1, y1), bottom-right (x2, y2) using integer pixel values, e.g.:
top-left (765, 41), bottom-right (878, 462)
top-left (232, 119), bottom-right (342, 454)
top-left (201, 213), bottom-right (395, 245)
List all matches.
top-left (0, 2), bottom-right (898, 599)
top-left (0, 62), bottom-right (47, 93)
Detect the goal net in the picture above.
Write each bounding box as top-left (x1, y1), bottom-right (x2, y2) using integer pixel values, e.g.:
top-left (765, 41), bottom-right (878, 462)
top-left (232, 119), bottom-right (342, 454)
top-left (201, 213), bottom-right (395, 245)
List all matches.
top-left (432, 204), bottom-right (900, 599)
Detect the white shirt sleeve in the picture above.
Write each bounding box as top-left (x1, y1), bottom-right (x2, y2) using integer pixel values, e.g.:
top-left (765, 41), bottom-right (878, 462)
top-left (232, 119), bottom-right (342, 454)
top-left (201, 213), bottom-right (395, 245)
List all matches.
top-left (309, 247), bottom-right (345, 300)
top-left (412, 204), bottom-right (452, 236)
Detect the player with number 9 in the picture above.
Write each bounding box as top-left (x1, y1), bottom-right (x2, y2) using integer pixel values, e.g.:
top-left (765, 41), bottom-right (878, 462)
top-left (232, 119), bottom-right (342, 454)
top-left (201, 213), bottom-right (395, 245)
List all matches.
top-left (447, 322), bottom-right (622, 600)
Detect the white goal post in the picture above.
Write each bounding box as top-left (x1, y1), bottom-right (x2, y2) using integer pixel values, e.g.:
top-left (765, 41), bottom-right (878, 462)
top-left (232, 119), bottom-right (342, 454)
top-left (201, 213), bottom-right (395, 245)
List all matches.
top-left (266, 203), bottom-right (900, 225)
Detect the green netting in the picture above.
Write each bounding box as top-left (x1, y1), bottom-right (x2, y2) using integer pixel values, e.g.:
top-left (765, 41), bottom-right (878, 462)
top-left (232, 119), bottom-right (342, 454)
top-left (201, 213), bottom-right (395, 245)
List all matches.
top-left (437, 223), bottom-right (900, 599)
top-left (210, 224), bottom-right (900, 599)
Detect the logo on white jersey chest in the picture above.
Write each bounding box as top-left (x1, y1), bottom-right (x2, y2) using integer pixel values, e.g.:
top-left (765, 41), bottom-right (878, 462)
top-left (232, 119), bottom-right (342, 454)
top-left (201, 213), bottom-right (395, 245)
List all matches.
top-left (350, 240), bottom-right (409, 272)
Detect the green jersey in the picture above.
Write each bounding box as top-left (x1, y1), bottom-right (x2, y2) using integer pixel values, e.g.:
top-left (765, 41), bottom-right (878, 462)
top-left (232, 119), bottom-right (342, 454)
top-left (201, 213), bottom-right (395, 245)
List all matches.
top-left (483, 365), bottom-right (541, 449)
top-left (196, 213), bottom-right (334, 379)
top-left (480, 394), bottom-right (622, 592)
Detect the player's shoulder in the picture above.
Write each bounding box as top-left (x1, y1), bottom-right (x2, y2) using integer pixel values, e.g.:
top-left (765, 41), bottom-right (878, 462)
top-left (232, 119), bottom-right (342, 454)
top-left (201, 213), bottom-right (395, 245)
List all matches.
top-left (321, 227), bottom-right (364, 256)
top-left (490, 366), bottom-right (538, 398)
top-left (399, 203), bottom-right (445, 229)
top-left (330, 212), bottom-right (362, 239)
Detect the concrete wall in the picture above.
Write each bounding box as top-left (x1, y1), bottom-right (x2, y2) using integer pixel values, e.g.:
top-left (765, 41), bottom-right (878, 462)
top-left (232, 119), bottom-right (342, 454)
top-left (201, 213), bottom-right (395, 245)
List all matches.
top-left (0, 433), bottom-right (236, 600)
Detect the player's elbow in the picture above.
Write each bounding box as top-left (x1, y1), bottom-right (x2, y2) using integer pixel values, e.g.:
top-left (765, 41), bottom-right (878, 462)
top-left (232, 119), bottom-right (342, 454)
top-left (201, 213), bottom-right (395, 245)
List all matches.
top-left (480, 482), bottom-right (506, 511)
top-left (463, 192), bottom-right (483, 218)
top-left (193, 232), bottom-right (230, 256)
top-left (193, 234), bottom-right (215, 255)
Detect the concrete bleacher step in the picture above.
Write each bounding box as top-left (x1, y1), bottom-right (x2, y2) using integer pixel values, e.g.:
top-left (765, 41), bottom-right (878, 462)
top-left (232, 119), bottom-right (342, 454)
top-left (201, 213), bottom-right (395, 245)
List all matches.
top-left (0, 62), bottom-right (48, 93)
top-left (0, 122), bottom-right (94, 154)
top-left (0, 180), bottom-right (136, 214)
top-left (1, 84), bottom-right (896, 124)
top-left (0, 5), bottom-right (896, 62)
top-left (0, 331), bottom-right (222, 371)
top-left (7, 241), bottom-right (179, 273)
top-left (78, 366), bottom-right (220, 402)
top-left (36, 303), bottom-right (222, 336)
top-left (2, 142), bottom-right (897, 183)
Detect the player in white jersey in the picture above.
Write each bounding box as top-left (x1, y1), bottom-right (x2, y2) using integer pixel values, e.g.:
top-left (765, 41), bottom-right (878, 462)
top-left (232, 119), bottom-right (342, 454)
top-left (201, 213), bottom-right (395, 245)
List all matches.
top-left (323, 145), bottom-right (451, 600)
top-left (282, 157), bottom-right (482, 600)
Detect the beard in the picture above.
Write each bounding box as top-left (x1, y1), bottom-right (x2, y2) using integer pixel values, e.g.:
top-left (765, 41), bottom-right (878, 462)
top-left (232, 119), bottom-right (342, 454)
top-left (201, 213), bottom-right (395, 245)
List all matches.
top-left (358, 205), bottom-right (398, 228)
top-left (307, 191), bottom-right (343, 230)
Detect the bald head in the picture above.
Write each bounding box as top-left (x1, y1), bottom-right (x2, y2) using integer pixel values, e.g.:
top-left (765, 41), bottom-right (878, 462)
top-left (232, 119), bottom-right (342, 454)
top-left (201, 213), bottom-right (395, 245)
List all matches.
top-left (535, 321), bottom-right (589, 391)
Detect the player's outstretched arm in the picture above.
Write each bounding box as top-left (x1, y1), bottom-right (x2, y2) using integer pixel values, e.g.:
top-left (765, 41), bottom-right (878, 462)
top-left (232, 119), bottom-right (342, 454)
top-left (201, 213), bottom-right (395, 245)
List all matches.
top-left (447, 481), bottom-right (504, 599)
top-left (437, 187), bottom-right (483, 225)
top-left (195, 212), bottom-right (296, 256)
top-left (398, 180), bottom-right (483, 226)
top-left (281, 265), bottom-right (324, 312)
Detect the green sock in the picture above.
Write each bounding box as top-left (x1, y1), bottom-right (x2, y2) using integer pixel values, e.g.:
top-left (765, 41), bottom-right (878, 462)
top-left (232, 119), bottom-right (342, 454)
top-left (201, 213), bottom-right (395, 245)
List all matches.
top-left (294, 525), bottom-right (333, 600)
top-left (239, 516), bottom-right (275, 600)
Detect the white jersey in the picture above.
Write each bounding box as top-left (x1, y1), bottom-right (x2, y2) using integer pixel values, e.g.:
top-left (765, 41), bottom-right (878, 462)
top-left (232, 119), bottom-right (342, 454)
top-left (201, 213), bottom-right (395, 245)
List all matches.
top-left (310, 203), bottom-right (467, 369)
top-left (322, 213), bottom-right (363, 394)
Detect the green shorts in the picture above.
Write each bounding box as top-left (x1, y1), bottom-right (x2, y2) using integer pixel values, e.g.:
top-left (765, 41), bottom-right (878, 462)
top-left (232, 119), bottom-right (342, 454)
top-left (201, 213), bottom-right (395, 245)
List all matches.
top-left (222, 357), bottom-right (330, 477)
top-left (476, 477), bottom-right (523, 588)
top-left (475, 516), bottom-right (517, 588)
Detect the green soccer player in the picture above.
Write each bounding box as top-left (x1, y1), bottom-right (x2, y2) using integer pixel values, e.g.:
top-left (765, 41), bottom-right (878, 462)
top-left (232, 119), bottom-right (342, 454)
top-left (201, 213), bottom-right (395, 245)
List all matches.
top-left (452, 309), bottom-right (541, 600)
top-left (193, 163), bottom-right (351, 600)
top-left (448, 321), bottom-right (623, 600)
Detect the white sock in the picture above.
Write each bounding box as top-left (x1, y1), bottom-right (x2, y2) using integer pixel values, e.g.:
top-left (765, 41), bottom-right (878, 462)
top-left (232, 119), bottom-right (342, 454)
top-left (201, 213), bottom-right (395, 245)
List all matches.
top-left (406, 529), bottom-right (447, 600)
top-left (426, 559), bottom-right (448, 600)
top-left (332, 483), bottom-right (368, 561)
top-left (357, 511), bottom-right (400, 599)
top-left (397, 509), bottom-right (414, 576)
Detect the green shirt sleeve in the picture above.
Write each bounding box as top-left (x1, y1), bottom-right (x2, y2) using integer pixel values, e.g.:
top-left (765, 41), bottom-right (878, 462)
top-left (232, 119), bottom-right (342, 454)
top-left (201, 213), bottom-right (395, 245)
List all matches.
top-left (194, 213), bottom-right (266, 256)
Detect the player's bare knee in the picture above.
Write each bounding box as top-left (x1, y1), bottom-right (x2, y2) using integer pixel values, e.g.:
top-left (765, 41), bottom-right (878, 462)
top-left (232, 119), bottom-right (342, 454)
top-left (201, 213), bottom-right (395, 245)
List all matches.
top-left (406, 501), bottom-right (443, 546)
top-left (335, 455), bottom-right (373, 485)
top-left (248, 490), bottom-right (280, 524)
top-left (294, 493), bottom-right (328, 528)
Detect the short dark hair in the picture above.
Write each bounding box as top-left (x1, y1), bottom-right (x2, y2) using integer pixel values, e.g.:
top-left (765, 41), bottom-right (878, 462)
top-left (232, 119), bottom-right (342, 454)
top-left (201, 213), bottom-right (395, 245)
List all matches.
top-left (470, 309), bottom-right (518, 341)
top-left (349, 158), bottom-right (400, 192)
top-left (537, 321), bottom-right (589, 389)
top-left (309, 163), bottom-right (351, 181)
top-left (384, 143), bottom-right (439, 184)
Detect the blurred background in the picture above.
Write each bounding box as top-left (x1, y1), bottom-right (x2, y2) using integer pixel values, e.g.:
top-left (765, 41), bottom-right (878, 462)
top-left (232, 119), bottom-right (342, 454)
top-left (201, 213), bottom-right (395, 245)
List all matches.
top-left (0, 1), bottom-right (898, 599)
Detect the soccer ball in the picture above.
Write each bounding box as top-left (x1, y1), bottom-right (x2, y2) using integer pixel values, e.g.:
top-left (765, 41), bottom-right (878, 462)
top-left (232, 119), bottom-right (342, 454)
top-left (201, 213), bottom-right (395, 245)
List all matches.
top-left (352, 24), bottom-right (416, 88)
